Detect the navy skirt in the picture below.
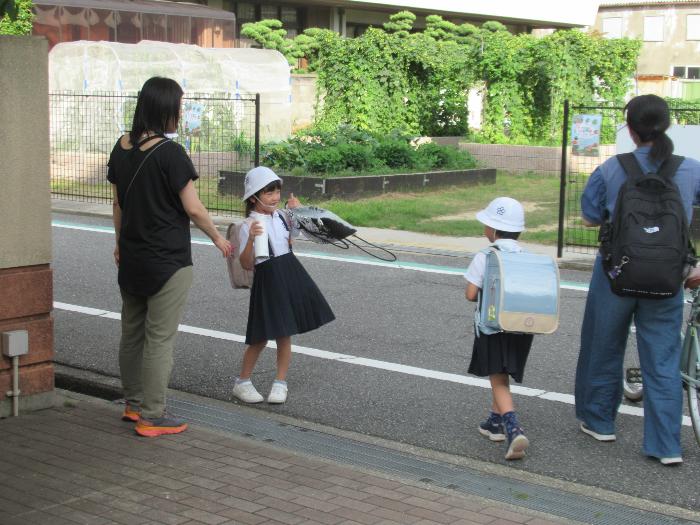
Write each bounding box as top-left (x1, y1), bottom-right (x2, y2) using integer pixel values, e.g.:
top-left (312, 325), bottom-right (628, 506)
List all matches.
top-left (245, 252), bottom-right (335, 344)
top-left (468, 331), bottom-right (533, 383)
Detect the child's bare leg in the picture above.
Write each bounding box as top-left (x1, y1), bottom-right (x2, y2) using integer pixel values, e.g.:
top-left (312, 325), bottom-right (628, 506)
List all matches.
top-left (489, 373), bottom-right (514, 414)
top-left (275, 336), bottom-right (292, 381)
top-left (239, 341), bottom-right (267, 379)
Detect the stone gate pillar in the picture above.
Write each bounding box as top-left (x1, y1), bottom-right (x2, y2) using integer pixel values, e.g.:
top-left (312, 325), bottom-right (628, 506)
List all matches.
top-left (0, 36), bottom-right (54, 416)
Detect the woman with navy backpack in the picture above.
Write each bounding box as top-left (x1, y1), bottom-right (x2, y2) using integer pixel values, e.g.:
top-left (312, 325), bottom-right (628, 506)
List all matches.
top-left (576, 94), bottom-right (700, 464)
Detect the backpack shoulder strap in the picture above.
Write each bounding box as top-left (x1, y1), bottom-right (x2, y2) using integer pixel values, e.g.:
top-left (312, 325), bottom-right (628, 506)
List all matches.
top-left (658, 154), bottom-right (684, 180)
top-left (616, 153), bottom-right (644, 181)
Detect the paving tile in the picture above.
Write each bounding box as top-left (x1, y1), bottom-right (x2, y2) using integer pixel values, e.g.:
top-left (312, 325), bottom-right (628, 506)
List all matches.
top-left (255, 507), bottom-right (306, 525)
top-left (140, 506), bottom-right (192, 525)
top-left (254, 495), bottom-right (304, 513)
top-left (326, 495), bottom-right (377, 513)
top-left (361, 485), bottom-right (409, 502)
top-left (435, 496), bottom-right (486, 513)
top-left (293, 506), bottom-right (346, 525)
top-left (325, 485), bottom-right (373, 501)
top-left (369, 507), bottom-right (423, 524)
top-left (407, 506), bottom-right (462, 524)
top-left (179, 475), bottom-right (226, 490)
top-left (217, 507), bottom-right (268, 524)
top-left (396, 484), bottom-right (446, 501)
top-left (180, 507), bottom-right (230, 524)
top-left (401, 496), bottom-right (452, 513)
top-left (288, 494), bottom-right (341, 513)
top-left (249, 456), bottom-right (293, 470)
top-left (322, 475), bottom-right (365, 490)
top-left (0, 495), bottom-right (34, 516)
top-left (216, 495), bottom-right (266, 513)
top-left (99, 508), bottom-right (154, 525)
top-left (330, 505), bottom-right (384, 525)
top-left (178, 495), bottom-right (230, 513)
top-left (140, 495), bottom-right (193, 514)
top-left (444, 507), bottom-right (496, 523)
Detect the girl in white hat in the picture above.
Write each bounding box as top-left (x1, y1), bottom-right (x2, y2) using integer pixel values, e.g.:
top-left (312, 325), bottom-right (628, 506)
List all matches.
top-left (232, 167), bottom-right (335, 404)
top-left (464, 196), bottom-right (531, 460)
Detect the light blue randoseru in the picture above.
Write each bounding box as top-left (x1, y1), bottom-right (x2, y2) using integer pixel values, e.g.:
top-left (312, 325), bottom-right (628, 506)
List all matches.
top-left (477, 248), bottom-right (560, 335)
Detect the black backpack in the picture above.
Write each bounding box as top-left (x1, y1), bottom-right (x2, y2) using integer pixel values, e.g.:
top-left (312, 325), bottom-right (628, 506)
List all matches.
top-left (598, 153), bottom-right (695, 298)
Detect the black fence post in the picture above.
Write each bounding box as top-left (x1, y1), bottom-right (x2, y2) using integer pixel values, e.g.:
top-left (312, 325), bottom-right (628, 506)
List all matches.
top-left (557, 100), bottom-right (570, 259)
top-left (254, 93), bottom-right (260, 167)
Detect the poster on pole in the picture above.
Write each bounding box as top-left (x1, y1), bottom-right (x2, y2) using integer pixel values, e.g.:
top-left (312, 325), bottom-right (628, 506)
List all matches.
top-left (571, 114), bottom-right (602, 156)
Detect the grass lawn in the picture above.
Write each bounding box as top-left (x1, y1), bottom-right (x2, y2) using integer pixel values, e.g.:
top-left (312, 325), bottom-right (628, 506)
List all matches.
top-left (312, 171), bottom-right (565, 245)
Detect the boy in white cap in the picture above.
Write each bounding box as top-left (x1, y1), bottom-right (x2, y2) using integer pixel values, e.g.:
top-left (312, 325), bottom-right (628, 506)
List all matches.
top-left (464, 197), bottom-right (531, 460)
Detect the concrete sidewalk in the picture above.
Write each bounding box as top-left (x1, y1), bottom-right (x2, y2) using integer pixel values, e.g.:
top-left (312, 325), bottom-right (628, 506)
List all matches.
top-left (50, 198), bottom-right (596, 269)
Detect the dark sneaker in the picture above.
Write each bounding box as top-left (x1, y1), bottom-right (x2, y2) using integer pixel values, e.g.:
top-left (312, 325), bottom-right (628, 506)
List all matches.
top-left (135, 416), bottom-right (187, 437)
top-left (121, 403), bottom-right (141, 422)
top-left (580, 423), bottom-right (616, 442)
top-left (478, 412), bottom-right (505, 442)
top-left (503, 411), bottom-right (529, 460)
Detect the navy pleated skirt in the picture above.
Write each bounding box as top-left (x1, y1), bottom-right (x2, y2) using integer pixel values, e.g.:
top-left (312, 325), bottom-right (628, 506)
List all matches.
top-left (245, 252), bottom-right (335, 344)
top-left (468, 331), bottom-right (533, 383)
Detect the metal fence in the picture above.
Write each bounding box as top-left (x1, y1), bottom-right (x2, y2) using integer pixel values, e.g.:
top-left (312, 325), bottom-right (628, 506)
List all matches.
top-left (557, 101), bottom-right (700, 257)
top-left (49, 91), bottom-right (259, 216)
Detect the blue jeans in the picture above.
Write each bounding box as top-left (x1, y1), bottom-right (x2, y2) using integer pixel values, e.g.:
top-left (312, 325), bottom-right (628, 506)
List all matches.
top-left (575, 257), bottom-right (684, 458)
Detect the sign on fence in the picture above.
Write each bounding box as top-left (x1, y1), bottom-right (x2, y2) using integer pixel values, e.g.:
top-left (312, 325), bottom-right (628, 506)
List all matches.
top-left (571, 114), bottom-right (602, 156)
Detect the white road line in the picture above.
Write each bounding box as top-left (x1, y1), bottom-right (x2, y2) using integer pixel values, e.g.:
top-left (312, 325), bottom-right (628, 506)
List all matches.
top-left (53, 300), bottom-right (693, 427)
top-left (51, 221), bottom-right (590, 292)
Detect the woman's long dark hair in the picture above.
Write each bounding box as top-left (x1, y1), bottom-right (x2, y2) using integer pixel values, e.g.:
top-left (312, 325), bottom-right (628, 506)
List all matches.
top-left (129, 77), bottom-right (183, 145)
top-left (624, 94), bottom-right (673, 162)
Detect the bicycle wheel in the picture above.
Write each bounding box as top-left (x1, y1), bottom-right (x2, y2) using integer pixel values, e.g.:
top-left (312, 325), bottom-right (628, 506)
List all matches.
top-left (686, 332), bottom-right (700, 446)
top-left (623, 324), bottom-right (643, 401)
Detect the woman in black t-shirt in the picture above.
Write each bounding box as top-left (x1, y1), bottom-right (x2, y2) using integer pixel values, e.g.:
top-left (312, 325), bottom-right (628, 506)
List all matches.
top-left (108, 77), bottom-right (231, 438)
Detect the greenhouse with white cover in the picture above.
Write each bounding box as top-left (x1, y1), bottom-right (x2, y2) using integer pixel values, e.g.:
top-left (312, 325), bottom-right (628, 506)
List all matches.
top-left (49, 40), bottom-right (293, 211)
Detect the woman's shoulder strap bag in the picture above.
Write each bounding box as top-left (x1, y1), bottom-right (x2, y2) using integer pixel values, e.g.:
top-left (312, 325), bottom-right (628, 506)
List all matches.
top-left (122, 137), bottom-right (171, 207)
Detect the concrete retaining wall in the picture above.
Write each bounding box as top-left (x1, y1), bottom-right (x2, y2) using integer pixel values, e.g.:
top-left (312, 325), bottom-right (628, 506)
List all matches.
top-left (219, 168), bottom-right (496, 199)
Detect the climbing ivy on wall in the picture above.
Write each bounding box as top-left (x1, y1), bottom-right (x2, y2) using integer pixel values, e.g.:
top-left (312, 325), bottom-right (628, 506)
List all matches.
top-left (245, 11), bottom-right (641, 143)
top-left (0, 0), bottom-right (33, 35)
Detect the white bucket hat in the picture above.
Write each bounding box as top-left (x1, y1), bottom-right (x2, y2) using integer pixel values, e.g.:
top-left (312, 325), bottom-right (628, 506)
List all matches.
top-left (475, 197), bottom-right (525, 232)
top-left (242, 166), bottom-right (282, 201)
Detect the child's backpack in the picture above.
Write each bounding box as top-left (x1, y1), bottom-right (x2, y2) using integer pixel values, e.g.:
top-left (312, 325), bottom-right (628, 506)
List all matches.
top-left (599, 153), bottom-right (695, 299)
top-left (477, 248), bottom-right (560, 335)
top-left (226, 219), bottom-right (254, 289)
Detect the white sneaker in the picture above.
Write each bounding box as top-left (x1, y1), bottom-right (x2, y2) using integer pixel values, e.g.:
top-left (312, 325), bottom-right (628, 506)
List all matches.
top-left (232, 381), bottom-right (264, 403)
top-left (580, 423), bottom-right (616, 442)
top-left (267, 382), bottom-right (288, 404)
top-left (659, 456), bottom-right (683, 466)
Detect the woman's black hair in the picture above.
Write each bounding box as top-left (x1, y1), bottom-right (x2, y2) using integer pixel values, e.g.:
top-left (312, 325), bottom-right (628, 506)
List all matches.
top-left (129, 77), bottom-right (183, 145)
top-left (245, 180), bottom-right (282, 217)
top-left (495, 230), bottom-right (520, 240)
top-left (624, 94), bottom-right (673, 162)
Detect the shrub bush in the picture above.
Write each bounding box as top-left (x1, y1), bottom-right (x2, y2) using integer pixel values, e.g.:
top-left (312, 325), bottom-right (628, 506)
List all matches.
top-left (262, 127), bottom-right (476, 175)
top-left (415, 142), bottom-right (476, 169)
top-left (305, 146), bottom-right (345, 173)
top-left (375, 140), bottom-right (416, 168)
top-left (337, 143), bottom-right (375, 171)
